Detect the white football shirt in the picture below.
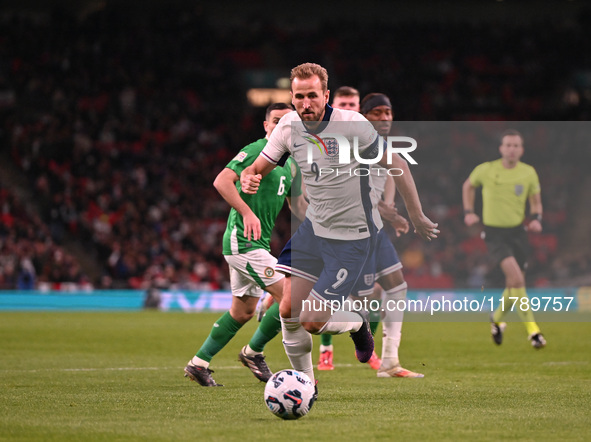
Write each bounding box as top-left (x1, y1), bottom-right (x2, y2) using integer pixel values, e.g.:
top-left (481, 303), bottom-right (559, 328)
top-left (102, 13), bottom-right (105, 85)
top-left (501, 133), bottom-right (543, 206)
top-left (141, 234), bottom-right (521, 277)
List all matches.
top-left (370, 166), bottom-right (388, 198)
top-left (261, 105), bottom-right (383, 240)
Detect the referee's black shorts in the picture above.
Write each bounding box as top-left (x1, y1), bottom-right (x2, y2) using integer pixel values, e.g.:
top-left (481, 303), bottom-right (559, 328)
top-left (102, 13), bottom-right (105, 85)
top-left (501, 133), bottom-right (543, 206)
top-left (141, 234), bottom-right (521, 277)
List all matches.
top-left (482, 225), bottom-right (530, 271)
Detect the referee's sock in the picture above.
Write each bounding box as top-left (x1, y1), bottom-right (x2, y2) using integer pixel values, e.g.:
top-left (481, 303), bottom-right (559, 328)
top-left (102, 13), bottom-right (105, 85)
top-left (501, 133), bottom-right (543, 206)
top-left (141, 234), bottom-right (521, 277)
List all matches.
top-left (513, 287), bottom-right (541, 336)
top-left (493, 288), bottom-right (540, 336)
top-left (492, 288), bottom-right (511, 323)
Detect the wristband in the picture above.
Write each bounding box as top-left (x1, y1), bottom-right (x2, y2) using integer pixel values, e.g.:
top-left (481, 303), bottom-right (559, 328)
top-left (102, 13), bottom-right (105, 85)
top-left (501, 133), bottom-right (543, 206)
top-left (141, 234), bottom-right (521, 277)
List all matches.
top-left (531, 213), bottom-right (542, 222)
top-left (464, 209), bottom-right (474, 215)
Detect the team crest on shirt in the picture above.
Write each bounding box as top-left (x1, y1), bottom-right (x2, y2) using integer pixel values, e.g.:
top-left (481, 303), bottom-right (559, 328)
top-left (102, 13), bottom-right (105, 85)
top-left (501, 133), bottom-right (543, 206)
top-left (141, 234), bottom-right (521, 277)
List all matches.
top-left (264, 267), bottom-right (275, 278)
top-left (233, 151), bottom-right (248, 162)
top-left (290, 161), bottom-right (297, 178)
top-left (323, 137), bottom-right (339, 157)
top-left (364, 273), bottom-right (375, 286)
top-left (514, 184), bottom-right (524, 196)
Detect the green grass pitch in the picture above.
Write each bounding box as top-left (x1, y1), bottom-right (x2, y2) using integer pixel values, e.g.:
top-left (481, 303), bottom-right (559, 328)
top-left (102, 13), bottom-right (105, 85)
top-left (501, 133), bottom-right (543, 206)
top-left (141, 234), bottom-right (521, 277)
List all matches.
top-left (1, 311), bottom-right (590, 441)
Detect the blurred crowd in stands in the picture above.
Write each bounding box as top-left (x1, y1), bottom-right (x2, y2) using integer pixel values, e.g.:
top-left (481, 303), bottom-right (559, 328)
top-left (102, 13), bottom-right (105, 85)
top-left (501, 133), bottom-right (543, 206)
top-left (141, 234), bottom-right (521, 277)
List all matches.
top-left (1, 5), bottom-right (590, 290)
top-left (0, 183), bottom-right (92, 290)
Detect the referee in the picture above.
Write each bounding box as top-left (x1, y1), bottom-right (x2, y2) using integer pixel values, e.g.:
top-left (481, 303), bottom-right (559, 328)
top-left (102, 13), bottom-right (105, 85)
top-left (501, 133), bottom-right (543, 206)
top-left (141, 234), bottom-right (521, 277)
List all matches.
top-left (462, 129), bottom-right (546, 349)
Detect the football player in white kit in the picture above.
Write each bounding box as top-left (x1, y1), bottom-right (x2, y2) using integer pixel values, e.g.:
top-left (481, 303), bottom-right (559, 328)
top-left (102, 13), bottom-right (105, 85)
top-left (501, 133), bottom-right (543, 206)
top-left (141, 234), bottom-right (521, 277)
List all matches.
top-left (241, 63), bottom-right (438, 385)
top-left (359, 93), bottom-right (425, 378)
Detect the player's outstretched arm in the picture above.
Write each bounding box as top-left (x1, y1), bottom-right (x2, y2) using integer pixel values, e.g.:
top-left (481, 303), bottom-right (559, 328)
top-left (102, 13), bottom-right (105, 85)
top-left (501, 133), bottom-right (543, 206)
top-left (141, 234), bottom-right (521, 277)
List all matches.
top-left (213, 167), bottom-right (261, 241)
top-left (378, 153), bottom-right (438, 241)
top-left (382, 173), bottom-right (396, 206)
top-left (378, 176), bottom-right (409, 237)
top-left (378, 200), bottom-right (409, 237)
top-left (240, 155), bottom-right (276, 194)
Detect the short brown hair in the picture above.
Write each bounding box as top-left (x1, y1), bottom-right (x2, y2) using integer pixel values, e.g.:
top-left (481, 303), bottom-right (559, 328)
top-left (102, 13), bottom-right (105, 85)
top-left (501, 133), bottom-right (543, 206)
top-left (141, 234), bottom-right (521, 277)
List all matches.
top-left (500, 129), bottom-right (523, 144)
top-left (290, 63), bottom-right (329, 91)
top-left (333, 86), bottom-right (359, 98)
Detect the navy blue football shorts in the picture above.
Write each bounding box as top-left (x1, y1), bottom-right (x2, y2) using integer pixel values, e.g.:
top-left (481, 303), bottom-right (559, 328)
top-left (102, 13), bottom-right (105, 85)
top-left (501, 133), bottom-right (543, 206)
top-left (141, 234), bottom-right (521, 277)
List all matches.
top-left (276, 218), bottom-right (377, 303)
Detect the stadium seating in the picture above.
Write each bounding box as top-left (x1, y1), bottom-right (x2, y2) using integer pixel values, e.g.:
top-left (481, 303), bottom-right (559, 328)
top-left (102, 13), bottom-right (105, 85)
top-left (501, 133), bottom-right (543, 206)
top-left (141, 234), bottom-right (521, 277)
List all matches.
top-left (0, 5), bottom-right (588, 290)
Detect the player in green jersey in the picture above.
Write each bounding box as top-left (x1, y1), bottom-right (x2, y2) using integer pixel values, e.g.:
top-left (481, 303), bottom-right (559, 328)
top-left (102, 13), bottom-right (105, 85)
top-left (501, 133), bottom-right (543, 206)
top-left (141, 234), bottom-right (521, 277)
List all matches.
top-left (463, 129), bottom-right (546, 349)
top-left (184, 103), bottom-right (308, 386)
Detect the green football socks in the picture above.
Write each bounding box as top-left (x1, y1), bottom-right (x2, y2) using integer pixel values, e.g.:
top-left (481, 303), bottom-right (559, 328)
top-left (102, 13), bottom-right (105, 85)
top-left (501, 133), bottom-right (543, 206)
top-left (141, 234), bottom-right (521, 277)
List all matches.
top-left (196, 311), bottom-right (243, 362)
top-left (248, 302), bottom-right (281, 352)
top-left (369, 301), bottom-right (382, 336)
top-left (320, 334), bottom-right (333, 346)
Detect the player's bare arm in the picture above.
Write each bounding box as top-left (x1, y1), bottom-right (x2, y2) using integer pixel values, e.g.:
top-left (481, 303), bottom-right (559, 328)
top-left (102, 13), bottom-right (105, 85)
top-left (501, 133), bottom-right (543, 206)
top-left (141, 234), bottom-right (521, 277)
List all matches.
top-left (213, 167), bottom-right (261, 241)
top-left (377, 199), bottom-right (398, 223)
top-left (287, 195), bottom-right (309, 222)
top-left (378, 152), bottom-right (438, 241)
top-left (382, 172), bottom-right (396, 204)
top-left (240, 155), bottom-right (276, 194)
top-left (378, 175), bottom-right (409, 236)
top-left (378, 200), bottom-right (409, 237)
top-left (462, 177), bottom-right (481, 226)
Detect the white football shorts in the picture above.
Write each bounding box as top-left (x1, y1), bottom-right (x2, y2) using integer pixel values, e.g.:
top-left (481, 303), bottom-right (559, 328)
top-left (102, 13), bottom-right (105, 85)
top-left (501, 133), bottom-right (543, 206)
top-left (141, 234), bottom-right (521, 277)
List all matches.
top-left (224, 249), bottom-right (285, 298)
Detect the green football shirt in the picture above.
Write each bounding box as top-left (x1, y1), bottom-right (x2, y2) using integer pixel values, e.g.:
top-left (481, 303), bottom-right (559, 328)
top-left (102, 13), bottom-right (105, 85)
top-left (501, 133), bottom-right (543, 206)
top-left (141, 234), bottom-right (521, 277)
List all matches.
top-left (469, 159), bottom-right (541, 228)
top-left (222, 138), bottom-right (302, 255)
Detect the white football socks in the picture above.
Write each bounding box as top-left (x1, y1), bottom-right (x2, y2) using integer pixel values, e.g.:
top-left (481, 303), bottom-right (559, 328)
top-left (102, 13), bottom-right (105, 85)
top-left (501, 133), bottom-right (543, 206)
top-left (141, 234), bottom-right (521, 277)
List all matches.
top-left (281, 316), bottom-right (314, 383)
top-left (190, 355), bottom-right (209, 368)
top-left (243, 345), bottom-right (261, 357)
top-left (317, 309), bottom-right (363, 335)
top-left (381, 282), bottom-right (407, 369)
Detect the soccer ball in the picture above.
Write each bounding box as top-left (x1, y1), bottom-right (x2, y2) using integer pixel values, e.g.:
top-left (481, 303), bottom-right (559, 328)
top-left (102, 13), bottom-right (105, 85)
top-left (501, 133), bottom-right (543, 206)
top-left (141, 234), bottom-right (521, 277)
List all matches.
top-left (264, 369), bottom-right (316, 420)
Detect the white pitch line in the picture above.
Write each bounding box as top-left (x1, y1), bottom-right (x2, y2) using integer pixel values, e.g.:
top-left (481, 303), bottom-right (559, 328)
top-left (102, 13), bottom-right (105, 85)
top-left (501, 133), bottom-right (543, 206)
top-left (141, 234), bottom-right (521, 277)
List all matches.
top-left (428, 361), bottom-right (590, 369)
top-left (2, 361), bottom-right (588, 374)
top-left (0, 366), bottom-right (180, 373)
top-left (2, 363), bottom-right (360, 374)
top-left (542, 361), bottom-right (590, 366)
